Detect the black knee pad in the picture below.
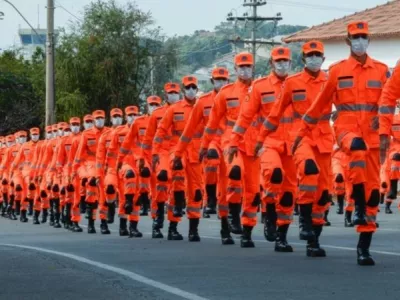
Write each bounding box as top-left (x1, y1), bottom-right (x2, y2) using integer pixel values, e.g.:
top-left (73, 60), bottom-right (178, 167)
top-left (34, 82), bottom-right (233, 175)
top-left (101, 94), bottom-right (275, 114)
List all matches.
top-left (10, 182), bottom-right (14, 188)
top-left (40, 191), bottom-right (47, 198)
top-left (60, 187), bottom-right (66, 196)
top-left (304, 159), bottom-right (319, 175)
top-left (52, 184), bottom-right (60, 193)
top-left (81, 178), bottom-right (88, 187)
top-left (88, 178), bottom-right (97, 187)
top-left (279, 192), bottom-right (294, 207)
top-left (251, 193), bottom-right (261, 207)
top-left (140, 167), bottom-right (151, 178)
top-left (173, 160), bottom-right (183, 171)
top-left (381, 182), bottom-right (388, 189)
top-left (335, 174), bottom-right (344, 183)
top-left (260, 185), bottom-right (264, 192)
top-left (67, 184), bottom-right (74, 192)
top-left (194, 189), bottom-right (203, 202)
top-left (317, 190), bottom-right (330, 206)
top-left (350, 137), bottom-right (367, 151)
top-left (28, 183), bottom-right (36, 191)
top-left (228, 165), bottom-right (241, 181)
top-left (270, 168), bottom-right (283, 184)
top-left (206, 149), bottom-right (219, 159)
top-left (125, 170), bottom-right (135, 179)
top-left (106, 185), bottom-right (116, 195)
top-left (393, 153), bottom-right (400, 161)
top-left (2, 179), bottom-right (8, 185)
top-left (15, 185), bottom-right (23, 192)
top-left (367, 189), bottom-right (380, 207)
top-left (157, 170), bottom-right (168, 182)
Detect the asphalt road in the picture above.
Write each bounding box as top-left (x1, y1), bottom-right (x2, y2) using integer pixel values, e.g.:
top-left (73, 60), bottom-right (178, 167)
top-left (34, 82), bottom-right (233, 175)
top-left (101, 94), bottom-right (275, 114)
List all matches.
top-left (1, 204), bottom-right (400, 300)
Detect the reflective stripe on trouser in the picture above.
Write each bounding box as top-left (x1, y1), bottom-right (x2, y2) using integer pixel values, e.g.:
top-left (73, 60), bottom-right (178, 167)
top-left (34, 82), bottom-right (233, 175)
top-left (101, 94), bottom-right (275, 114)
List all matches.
top-left (150, 174), bottom-right (157, 219)
top-left (216, 149), bottom-right (228, 218)
top-left (390, 159), bottom-right (400, 180)
top-left (119, 163), bottom-right (139, 221)
top-left (332, 158), bottom-right (346, 196)
top-left (39, 179), bottom-right (50, 209)
top-left (71, 176), bottom-right (82, 222)
top-left (260, 145), bottom-right (284, 205)
top-left (203, 144), bottom-right (221, 185)
top-left (223, 150), bottom-right (244, 205)
top-left (138, 159), bottom-right (151, 194)
top-left (185, 161), bottom-right (203, 219)
top-left (356, 149), bottom-right (380, 233)
top-left (293, 140), bottom-right (319, 204)
top-left (13, 173), bottom-right (25, 202)
top-left (155, 152), bottom-right (170, 203)
top-left (230, 151), bottom-right (260, 227)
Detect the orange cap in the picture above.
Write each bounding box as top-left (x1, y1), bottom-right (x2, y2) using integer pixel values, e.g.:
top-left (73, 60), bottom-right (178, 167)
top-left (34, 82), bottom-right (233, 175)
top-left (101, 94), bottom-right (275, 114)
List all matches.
top-left (84, 114), bottom-right (94, 122)
top-left (164, 82), bottom-right (180, 93)
top-left (182, 75), bottom-right (198, 87)
top-left (125, 105), bottom-right (139, 115)
top-left (30, 127), bottom-right (40, 135)
top-left (235, 52), bottom-right (254, 66)
top-left (45, 125), bottom-right (52, 133)
top-left (147, 95), bottom-right (162, 105)
top-left (52, 125), bottom-right (58, 132)
top-left (92, 110), bottom-right (105, 118)
top-left (70, 117), bottom-right (81, 124)
top-left (347, 21), bottom-right (369, 36)
top-left (212, 67), bottom-right (229, 79)
top-left (302, 41), bottom-right (324, 55)
top-left (17, 130), bottom-right (27, 137)
top-left (58, 122), bottom-right (69, 130)
top-left (6, 135), bottom-right (15, 142)
top-left (110, 108), bottom-right (123, 117)
top-left (271, 47), bottom-right (291, 60)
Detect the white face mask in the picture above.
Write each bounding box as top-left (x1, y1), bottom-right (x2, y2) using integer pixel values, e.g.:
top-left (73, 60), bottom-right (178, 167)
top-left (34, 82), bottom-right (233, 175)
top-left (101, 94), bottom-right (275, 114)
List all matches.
top-left (237, 66), bottom-right (253, 80)
top-left (167, 93), bottom-right (180, 104)
top-left (273, 61), bottom-right (291, 77)
top-left (58, 130), bottom-right (63, 137)
top-left (18, 137), bottom-right (27, 144)
top-left (126, 115), bottom-right (137, 125)
top-left (71, 125), bottom-right (80, 134)
top-left (351, 37), bottom-right (369, 56)
top-left (6, 141), bottom-right (14, 147)
top-left (148, 105), bottom-right (159, 115)
top-left (184, 87), bottom-right (197, 100)
top-left (84, 122), bottom-right (93, 130)
top-left (46, 132), bottom-right (53, 140)
top-left (64, 131), bottom-right (71, 136)
top-left (31, 134), bottom-right (39, 142)
top-left (305, 56), bottom-right (323, 72)
top-left (94, 118), bottom-right (105, 128)
top-left (213, 79), bottom-right (228, 92)
top-left (111, 117), bottom-right (123, 126)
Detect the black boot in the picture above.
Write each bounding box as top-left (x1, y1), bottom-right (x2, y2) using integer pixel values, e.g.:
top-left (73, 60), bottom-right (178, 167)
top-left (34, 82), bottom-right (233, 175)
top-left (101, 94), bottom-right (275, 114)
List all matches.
top-left (15, 200), bottom-right (21, 216)
top-left (19, 210), bottom-right (28, 222)
top-left (205, 184), bottom-right (217, 214)
top-left (49, 199), bottom-right (55, 226)
top-left (72, 222), bottom-right (83, 232)
top-left (65, 203), bottom-right (72, 230)
top-left (385, 202), bottom-right (393, 214)
top-left (2, 193), bottom-right (8, 217)
top-left (107, 202), bottom-right (115, 223)
top-left (100, 219), bottom-right (111, 234)
top-left (240, 225), bottom-right (255, 248)
top-left (352, 183), bottom-right (367, 225)
top-left (152, 222), bottom-right (164, 239)
top-left (380, 193), bottom-right (385, 204)
top-left (129, 220), bottom-right (143, 238)
top-left (293, 204), bottom-right (299, 216)
top-left (53, 212), bottom-right (62, 228)
top-left (119, 218), bottom-right (129, 236)
top-left (299, 204), bottom-right (315, 240)
top-left (323, 209), bottom-right (331, 226)
top-left (220, 217), bottom-right (234, 245)
top-left (87, 209), bottom-right (96, 234)
top-left (28, 199), bottom-right (34, 216)
top-left (139, 193), bottom-right (149, 216)
top-left (264, 203), bottom-right (277, 242)
top-left (173, 191), bottom-right (185, 217)
top-left (79, 195), bottom-right (86, 214)
top-left (202, 206), bottom-right (210, 218)
top-left (336, 195), bottom-right (344, 214)
top-left (154, 202), bottom-right (165, 229)
top-left (306, 225), bottom-right (326, 257)
top-left (41, 209), bottom-right (48, 223)
top-left (188, 218), bottom-right (200, 242)
top-left (261, 211), bottom-right (266, 224)
top-left (357, 232), bottom-right (375, 266)
top-left (228, 203), bottom-right (243, 234)
top-left (167, 221), bottom-right (183, 240)
top-left (9, 208), bottom-right (17, 220)
top-left (32, 210), bottom-right (40, 225)
top-left (345, 211), bottom-right (354, 227)
top-left (275, 224), bottom-right (293, 252)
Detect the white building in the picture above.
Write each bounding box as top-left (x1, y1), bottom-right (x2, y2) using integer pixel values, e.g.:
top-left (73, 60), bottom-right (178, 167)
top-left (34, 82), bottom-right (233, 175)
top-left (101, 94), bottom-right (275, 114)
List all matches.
top-left (19, 28), bottom-right (47, 59)
top-left (283, 1), bottom-right (400, 70)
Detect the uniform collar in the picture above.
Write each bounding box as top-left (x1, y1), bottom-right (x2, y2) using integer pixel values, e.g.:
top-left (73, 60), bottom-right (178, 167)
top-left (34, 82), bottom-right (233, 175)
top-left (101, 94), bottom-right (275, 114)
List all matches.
top-left (348, 54), bottom-right (374, 69)
top-left (269, 72), bottom-right (285, 85)
top-left (301, 69), bottom-right (326, 83)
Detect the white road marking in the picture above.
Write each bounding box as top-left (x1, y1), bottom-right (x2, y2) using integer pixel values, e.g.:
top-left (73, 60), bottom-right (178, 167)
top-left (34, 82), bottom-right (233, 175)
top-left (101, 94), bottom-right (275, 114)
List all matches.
top-left (1, 243), bottom-right (210, 300)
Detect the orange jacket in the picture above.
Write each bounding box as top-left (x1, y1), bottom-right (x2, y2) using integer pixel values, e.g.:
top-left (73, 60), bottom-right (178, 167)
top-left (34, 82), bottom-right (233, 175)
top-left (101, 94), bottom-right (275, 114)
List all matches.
top-left (230, 73), bottom-right (292, 153)
top-left (295, 55), bottom-right (389, 149)
top-left (111, 124), bottom-right (136, 168)
top-left (135, 115), bottom-right (150, 156)
top-left (31, 140), bottom-right (45, 179)
top-left (0, 144), bottom-right (18, 178)
top-left (202, 80), bottom-right (258, 155)
top-left (11, 140), bottom-right (39, 177)
top-left (96, 128), bottom-right (116, 177)
top-left (140, 105), bottom-right (170, 162)
top-left (153, 99), bottom-right (200, 161)
top-left (66, 133), bottom-right (81, 177)
top-left (175, 90), bottom-right (224, 157)
top-left (73, 127), bottom-right (110, 174)
top-left (258, 70), bottom-right (333, 153)
top-left (38, 138), bottom-right (58, 177)
top-left (56, 134), bottom-right (80, 175)
top-left (379, 63), bottom-right (400, 136)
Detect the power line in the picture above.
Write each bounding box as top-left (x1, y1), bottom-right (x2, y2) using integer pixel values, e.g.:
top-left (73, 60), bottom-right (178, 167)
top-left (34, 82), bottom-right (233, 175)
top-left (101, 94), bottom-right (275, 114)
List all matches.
top-left (177, 44), bottom-right (231, 57)
top-left (55, 0), bottom-right (83, 22)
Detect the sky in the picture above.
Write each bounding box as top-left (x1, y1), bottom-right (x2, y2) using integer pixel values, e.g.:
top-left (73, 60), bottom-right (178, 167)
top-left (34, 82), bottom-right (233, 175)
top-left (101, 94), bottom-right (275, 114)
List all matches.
top-left (0, 0), bottom-right (390, 50)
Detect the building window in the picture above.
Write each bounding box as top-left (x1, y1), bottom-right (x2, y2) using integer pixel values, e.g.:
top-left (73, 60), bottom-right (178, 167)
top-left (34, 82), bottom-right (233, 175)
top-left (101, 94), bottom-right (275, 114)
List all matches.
top-left (20, 34), bottom-right (32, 45)
top-left (32, 34), bottom-right (46, 45)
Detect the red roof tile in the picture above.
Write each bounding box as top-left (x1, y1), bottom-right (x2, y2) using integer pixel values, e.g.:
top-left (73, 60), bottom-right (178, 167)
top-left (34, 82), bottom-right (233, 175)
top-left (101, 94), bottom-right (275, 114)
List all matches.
top-left (283, 1), bottom-right (400, 43)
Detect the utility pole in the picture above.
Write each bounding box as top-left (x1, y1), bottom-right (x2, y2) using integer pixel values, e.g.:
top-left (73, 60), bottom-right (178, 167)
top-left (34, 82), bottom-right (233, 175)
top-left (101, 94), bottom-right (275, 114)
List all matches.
top-left (227, 0), bottom-right (282, 64)
top-left (46, 0), bottom-right (55, 126)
